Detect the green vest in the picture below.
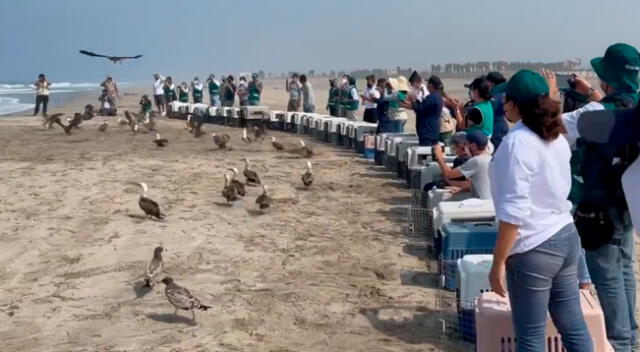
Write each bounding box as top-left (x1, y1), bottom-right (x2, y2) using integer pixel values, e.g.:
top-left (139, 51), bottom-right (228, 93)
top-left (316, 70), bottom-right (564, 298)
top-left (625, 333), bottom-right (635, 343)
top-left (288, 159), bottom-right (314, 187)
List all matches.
top-left (388, 91), bottom-right (406, 109)
top-left (193, 86), bottom-right (203, 100)
top-left (164, 85), bottom-right (177, 101)
top-left (466, 100), bottom-right (494, 136)
top-left (328, 87), bottom-right (339, 107)
top-left (248, 81), bottom-right (261, 103)
top-left (179, 89), bottom-right (189, 103)
top-left (208, 81), bottom-right (220, 96)
top-left (344, 86), bottom-right (359, 111)
top-left (141, 101), bottom-right (152, 113)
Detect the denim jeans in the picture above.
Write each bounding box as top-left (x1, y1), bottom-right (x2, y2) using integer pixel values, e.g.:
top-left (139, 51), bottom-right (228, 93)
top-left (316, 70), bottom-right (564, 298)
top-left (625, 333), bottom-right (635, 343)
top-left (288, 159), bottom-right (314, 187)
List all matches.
top-left (210, 95), bottom-right (220, 107)
top-left (586, 207), bottom-right (638, 352)
top-left (506, 223), bottom-right (594, 352)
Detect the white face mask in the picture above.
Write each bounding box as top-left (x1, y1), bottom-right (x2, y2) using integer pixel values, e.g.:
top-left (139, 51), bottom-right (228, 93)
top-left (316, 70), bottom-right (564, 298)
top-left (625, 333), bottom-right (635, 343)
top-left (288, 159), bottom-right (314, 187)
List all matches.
top-left (342, 78), bottom-right (348, 85)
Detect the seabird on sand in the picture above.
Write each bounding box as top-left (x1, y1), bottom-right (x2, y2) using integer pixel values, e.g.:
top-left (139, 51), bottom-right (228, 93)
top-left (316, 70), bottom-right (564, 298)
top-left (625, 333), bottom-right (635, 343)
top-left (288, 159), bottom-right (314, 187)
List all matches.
top-left (144, 246), bottom-right (164, 287)
top-left (271, 136), bottom-right (284, 151)
top-left (160, 277), bottom-right (210, 321)
top-left (153, 133), bottom-right (168, 147)
top-left (42, 113), bottom-right (65, 129)
top-left (124, 111), bottom-right (138, 133)
top-left (253, 125), bottom-right (266, 142)
top-left (243, 158), bottom-right (261, 185)
top-left (98, 119), bottom-right (109, 132)
top-left (256, 185), bottom-right (272, 210)
top-left (241, 128), bottom-right (252, 144)
top-left (227, 168), bottom-right (247, 196)
top-left (222, 174), bottom-right (238, 203)
top-left (135, 182), bottom-right (165, 220)
top-left (294, 140), bottom-right (314, 158)
top-left (301, 161), bottom-right (314, 187)
top-left (212, 133), bottom-right (231, 149)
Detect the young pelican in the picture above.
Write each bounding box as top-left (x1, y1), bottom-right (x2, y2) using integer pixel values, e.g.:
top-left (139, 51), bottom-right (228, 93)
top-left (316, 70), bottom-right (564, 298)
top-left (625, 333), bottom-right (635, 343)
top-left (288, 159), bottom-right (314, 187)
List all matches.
top-left (271, 136), bottom-right (284, 151)
top-left (255, 185), bottom-right (272, 210)
top-left (296, 140), bottom-right (314, 158)
top-left (153, 133), bottom-right (168, 147)
top-left (243, 158), bottom-right (261, 185)
top-left (98, 119), bottom-right (109, 132)
top-left (136, 182), bottom-right (165, 220)
top-left (160, 277), bottom-right (210, 322)
top-left (301, 161), bottom-right (313, 187)
top-left (212, 133), bottom-right (230, 149)
top-left (253, 125), bottom-right (266, 142)
top-left (222, 174), bottom-right (238, 203)
top-left (227, 168), bottom-right (247, 196)
top-left (144, 246), bottom-right (164, 287)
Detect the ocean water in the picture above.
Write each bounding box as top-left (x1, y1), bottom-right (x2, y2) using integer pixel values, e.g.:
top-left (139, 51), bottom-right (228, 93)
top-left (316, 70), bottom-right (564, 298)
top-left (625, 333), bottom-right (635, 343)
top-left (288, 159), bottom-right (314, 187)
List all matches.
top-left (0, 82), bottom-right (104, 116)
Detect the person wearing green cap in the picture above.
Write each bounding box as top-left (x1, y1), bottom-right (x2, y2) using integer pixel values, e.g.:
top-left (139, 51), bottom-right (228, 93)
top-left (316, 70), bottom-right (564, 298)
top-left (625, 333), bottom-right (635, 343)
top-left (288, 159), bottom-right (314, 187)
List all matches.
top-left (247, 73), bottom-right (263, 106)
top-left (488, 69), bottom-right (594, 352)
top-left (554, 43), bottom-right (640, 352)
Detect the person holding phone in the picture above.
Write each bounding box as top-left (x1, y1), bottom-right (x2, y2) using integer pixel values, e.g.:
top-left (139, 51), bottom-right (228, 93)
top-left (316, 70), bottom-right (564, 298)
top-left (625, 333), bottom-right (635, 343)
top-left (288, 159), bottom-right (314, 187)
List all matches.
top-left (488, 70), bottom-right (593, 352)
top-left (285, 73), bottom-right (302, 112)
top-left (33, 73), bottom-right (51, 117)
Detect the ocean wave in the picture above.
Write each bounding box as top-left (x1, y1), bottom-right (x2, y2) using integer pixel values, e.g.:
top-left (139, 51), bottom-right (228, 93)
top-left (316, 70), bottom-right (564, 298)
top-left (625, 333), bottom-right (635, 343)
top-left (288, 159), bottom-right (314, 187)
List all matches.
top-left (0, 82), bottom-right (102, 96)
top-left (0, 84), bottom-right (27, 89)
top-left (0, 97), bottom-right (33, 115)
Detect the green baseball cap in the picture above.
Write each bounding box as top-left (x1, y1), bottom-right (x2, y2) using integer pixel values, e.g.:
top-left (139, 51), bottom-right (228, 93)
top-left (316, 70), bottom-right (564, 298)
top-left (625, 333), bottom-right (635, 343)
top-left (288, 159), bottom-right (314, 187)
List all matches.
top-left (501, 69), bottom-right (549, 104)
top-left (591, 43), bottom-right (640, 92)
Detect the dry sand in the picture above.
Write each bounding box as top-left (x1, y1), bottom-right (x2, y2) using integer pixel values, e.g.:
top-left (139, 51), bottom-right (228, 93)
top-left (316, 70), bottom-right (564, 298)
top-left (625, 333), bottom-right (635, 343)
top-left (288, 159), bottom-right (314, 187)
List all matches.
top-left (0, 83), bottom-right (442, 352)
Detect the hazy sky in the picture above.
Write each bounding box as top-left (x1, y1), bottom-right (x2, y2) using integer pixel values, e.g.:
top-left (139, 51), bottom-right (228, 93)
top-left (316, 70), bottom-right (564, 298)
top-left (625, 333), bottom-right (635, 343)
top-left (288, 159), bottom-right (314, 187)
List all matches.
top-left (2, 0), bottom-right (640, 83)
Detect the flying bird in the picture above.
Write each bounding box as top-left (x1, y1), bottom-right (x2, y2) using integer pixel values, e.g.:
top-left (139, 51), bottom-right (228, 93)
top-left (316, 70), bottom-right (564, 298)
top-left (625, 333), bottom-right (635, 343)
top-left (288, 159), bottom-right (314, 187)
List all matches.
top-left (79, 50), bottom-right (143, 64)
top-left (144, 246), bottom-right (164, 287)
top-left (160, 277), bottom-right (210, 321)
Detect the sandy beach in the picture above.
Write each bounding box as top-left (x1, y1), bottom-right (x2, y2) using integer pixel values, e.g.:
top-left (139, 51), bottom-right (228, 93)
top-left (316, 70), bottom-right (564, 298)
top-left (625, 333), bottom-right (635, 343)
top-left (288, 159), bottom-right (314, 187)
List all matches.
top-left (0, 82), bottom-right (441, 352)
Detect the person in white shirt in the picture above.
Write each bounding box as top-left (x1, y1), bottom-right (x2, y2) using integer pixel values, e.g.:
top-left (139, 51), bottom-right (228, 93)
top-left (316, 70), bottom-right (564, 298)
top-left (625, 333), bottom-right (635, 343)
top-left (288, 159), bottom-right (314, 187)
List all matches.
top-left (285, 73), bottom-right (302, 112)
top-left (300, 74), bottom-right (315, 113)
top-left (433, 129), bottom-right (491, 199)
top-left (488, 69), bottom-right (593, 351)
top-left (152, 74), bottom-right (166, 116)
top-left (409, 70), bottom-right (429, 102)
top-left (361, 75), bottom-right (379, 123)
top-left (33, 73), bottom-right (51, 117)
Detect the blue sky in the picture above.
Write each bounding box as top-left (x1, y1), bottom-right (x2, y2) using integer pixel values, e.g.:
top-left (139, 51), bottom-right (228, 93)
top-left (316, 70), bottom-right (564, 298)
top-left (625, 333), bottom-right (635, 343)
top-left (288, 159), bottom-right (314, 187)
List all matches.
top-left (1, 0), bottom-right (640, 83)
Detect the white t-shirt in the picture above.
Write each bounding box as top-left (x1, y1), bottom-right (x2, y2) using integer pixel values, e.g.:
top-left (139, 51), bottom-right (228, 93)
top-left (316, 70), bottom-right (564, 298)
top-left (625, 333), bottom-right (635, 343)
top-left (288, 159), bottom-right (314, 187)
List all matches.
top-left (364, 86), bottom-right (380, 109)
top-left (415, 83), bottom-right (429, 102)
top-left (458, 152), bottom-right (492, 200)
top-left (153, 77), bottom-right (165, 95)
top-left (35, 81), bottom-right (50, 96)
top-left (489, 121), bottom-right (574, 254)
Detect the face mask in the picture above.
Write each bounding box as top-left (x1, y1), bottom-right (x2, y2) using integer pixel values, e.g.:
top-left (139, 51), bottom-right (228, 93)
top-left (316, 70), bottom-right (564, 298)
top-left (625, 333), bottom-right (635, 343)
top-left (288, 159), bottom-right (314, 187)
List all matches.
top-left (342, 78), bottom-right (348, 85)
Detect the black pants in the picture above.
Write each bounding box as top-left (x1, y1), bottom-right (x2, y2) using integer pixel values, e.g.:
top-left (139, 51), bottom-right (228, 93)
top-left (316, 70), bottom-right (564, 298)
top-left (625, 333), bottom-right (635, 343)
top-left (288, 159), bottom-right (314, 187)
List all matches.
top-left (34, 95), bottom-right (49, 115)
top-left (363, 108), bottom-right (378, 123)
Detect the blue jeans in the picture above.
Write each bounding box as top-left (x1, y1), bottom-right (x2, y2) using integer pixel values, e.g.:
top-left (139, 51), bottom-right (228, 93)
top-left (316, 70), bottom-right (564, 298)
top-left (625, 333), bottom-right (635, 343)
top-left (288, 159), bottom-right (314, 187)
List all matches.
top-left (586, 207), bottom-right (638, 352)
top-left (506, 223), bottom-right (594, 352)
top-left (210, 95), bottom-right (220, 107)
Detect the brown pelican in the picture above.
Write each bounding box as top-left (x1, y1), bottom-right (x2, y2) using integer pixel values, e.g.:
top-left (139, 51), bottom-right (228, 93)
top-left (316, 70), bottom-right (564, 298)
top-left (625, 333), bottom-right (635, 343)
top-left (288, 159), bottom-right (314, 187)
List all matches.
top-left (227, 168), bottom-right (247, 196)
top-left (136, 182), bottom-right (165, 220)
top-left (243, 158), bottom-right (261, 185)
top-left (117, 116), bottom-right (129, 126)
top-left (256, 185), bottom-right (272, 210)
top-left (191, 110), bottom-right (205, 137)
top-left (42, 113), bottom-right (65, 129)
top-left (222, 174), bottom-right (238, 203)
top-left (241, 128), bottom-right (252, 144)
top-left (153, 133), bottom-right (168, 147)
top-left (98, 119), bottom-right (108, 132)
top-left (212, 133), bottom-right (231, 149)
top-left (271, 136), bottom-right (284, 151)
top-left (301, 161), bottom-right (313, 187)
top-left (295, 140), bottom-right (314, 158)
top-left (253, 125), bottom-right (266, 142)
top-left (144, 246), bottom-right (164, 287)
top-left (66, 113), bottom-right (83, 130)
top-left (124, 111), bottom-right (138, 133)
top-left (160, 277), bottom-right (210, 321)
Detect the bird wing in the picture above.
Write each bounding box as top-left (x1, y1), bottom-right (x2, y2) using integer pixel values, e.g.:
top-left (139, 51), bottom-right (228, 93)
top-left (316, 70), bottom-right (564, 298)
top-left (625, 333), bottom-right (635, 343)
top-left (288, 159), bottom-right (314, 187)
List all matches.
top-left (79, 50), bottom-right (108, 58)
top-left (139, 197), bottom-right (160, 215)
top-left (166, 285), bottom-right (195, 309)
top-left (146, 258), bottom-right (163, 279)
top-left (119, 55), bottom-right (143, 60)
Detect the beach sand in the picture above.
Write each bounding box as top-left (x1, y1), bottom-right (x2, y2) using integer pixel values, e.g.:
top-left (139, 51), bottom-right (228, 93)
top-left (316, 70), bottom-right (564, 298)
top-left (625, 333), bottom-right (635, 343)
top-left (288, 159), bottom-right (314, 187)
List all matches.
top-left (0, 82), bottom-right (441, 352)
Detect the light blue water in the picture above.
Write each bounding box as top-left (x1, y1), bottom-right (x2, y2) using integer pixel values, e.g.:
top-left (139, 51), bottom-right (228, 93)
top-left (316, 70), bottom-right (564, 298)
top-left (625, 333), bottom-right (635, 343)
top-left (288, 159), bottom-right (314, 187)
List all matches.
top-left (0, 82), bottom-right (103, 116)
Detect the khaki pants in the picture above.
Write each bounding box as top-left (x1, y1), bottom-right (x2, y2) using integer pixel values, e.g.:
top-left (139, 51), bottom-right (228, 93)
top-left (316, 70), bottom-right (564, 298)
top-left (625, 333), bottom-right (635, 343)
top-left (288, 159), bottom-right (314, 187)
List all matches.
top-left (345, 109), bottom-right (357, 120)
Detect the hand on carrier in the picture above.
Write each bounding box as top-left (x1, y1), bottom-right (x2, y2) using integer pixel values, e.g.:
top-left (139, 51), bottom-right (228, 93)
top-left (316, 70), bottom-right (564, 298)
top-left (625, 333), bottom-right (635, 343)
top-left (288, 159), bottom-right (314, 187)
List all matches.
top-left (489, 262), bottom-right (507, 297)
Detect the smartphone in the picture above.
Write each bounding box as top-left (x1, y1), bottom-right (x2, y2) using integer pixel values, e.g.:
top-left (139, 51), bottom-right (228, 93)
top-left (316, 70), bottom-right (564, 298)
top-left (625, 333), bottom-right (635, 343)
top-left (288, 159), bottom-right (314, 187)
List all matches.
top-left (555, 74), bottom-right (572, 90)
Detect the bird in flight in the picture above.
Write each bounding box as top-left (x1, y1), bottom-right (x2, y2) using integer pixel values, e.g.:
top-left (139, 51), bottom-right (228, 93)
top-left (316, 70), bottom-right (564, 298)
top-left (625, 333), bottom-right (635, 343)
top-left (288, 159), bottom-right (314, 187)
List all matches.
top-left (79, 50), bottom-right (143, 64)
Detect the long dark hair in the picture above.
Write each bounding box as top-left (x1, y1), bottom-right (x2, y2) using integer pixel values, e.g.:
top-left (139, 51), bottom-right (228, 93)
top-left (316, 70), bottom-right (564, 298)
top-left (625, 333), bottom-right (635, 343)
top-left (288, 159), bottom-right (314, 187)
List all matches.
top-left (512, 94), bottom-right (564, 141)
